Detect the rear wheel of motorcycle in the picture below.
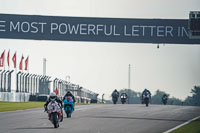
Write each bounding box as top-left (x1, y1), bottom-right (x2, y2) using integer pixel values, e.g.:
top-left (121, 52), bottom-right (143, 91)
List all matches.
top-left (60, 110), bottom-right (63, 122)
top-left (52, 113), bottom-right (58, 128)
top-left (67, 113), bottom-right (71, 118)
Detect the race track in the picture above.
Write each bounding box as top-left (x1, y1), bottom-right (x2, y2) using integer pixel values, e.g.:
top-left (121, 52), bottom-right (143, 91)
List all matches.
top-left (0, 104), bottom-right (200, 133)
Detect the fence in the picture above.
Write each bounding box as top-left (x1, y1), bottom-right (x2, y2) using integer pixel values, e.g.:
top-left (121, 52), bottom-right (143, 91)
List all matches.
top-left (0, 69), bottom-right (99, 103)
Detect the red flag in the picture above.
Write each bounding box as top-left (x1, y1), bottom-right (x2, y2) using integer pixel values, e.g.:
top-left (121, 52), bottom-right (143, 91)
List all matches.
top-left (0, 50), bottom-right (5, 67)
top-left (54, 89), bottom-right (59, 95)
top-left (7, 50), bottom-right (10, 67)
top-left (19, 55), bottom-right (24, 70)
top-left (12, 52), bottom-right (16, 68)
top-left (25, 56), bottom-right (29, 71)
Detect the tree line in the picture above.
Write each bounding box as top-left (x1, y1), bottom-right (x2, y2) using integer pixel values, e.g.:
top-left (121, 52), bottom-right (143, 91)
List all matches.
top-left (106, 86), bottom-right (200, 106)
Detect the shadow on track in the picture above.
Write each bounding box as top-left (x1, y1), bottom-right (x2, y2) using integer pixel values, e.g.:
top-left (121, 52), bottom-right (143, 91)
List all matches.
top-left (89, 116), bottom-right (187, 122)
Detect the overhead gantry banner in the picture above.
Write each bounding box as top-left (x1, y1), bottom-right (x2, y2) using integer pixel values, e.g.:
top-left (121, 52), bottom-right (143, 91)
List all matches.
top-left (0, 13), bottom-right (200, 44)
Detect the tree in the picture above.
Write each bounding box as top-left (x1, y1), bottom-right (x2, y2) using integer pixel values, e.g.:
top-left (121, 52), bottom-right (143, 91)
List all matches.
top-left (151, 90), bottom-right (168, 104)
top-left (189, 86), bottom-right (200, 106)
top-left (167, 97), bottom-right (183, 105)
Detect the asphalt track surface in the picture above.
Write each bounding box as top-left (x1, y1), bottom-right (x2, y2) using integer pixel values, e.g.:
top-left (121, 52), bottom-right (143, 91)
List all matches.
top-left (0, 104), bottom-right (200, 133)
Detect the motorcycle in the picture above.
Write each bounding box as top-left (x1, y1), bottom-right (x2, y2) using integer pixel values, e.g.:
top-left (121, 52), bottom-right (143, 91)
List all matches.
top-left (112, 92), bottom-right (119, 104)
top-left (112, 96), bottom-right (118, 104)
top-left (162, 95), bottom-right (168, 105)
top-left (143, 92), bottom-right (150, 107)
top-left (120, 95), bottom-right (127, 104)
top-left (63, 96), bottom-right (74, 118)
top-left (47, 101), bottom-right (63, 128)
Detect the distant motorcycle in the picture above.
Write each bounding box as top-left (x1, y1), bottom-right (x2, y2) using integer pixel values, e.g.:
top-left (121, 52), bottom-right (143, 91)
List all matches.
top-left (112, 92), bottom-right (119, 104)
top-left (162, 95), bottom-right (168, 105)
top-left (143, 92), bottom-right (150, 107)
top-left (112, 96), bottom-right (118, 104)
top-left (120, 93), bottom-right (127, 104)
top-left (64, 96), bottom-right (74, 118)
top-left (47, 101), bottom-right (63, 128)
top-left (121, 97), bottom-right (126, 104)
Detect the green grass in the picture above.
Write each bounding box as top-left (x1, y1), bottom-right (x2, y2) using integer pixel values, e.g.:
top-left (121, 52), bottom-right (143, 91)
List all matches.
top-left (0, 101), bottom-right (45, 112)
top-left (171, 118), bottom-right (200, 133)
top-left (0, 101), bottom-right (100, 112)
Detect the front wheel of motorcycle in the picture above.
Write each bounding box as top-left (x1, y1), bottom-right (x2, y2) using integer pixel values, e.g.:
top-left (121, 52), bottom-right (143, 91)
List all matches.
top-left (52, 113), bottom-right (59, 128)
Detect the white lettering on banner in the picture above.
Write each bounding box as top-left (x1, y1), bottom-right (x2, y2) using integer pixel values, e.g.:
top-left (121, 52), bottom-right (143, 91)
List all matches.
top-left (149, 26), bottom-right (156, 36)
top-left (39, 22), bottom-right (46, 33)
top-left (59, 23), bottom-right (67, 34)
top-left (113, 25), bottom-right (120, 36)
top-left (165, 26), bottom-right (173, 37)
top-left (7, 21), bottom-right (188, 38)
top-left (140, 25), bottom-right (148, 36)
top-left (49, 23), bottom-right (179, 38)
top-left (177, 27), bottom-right (188, 37)
top-left (123, 25), bottom-right (174, 37)
top-left (157, 26), bottom-right (164, 37)
top-left (10, 21), bottom-right (47, 33)
top-left (132, 25), bottom-right (139, 36)
top-left (104, 25), bottom-right (112, 36)
top-left (80, 24), bottom-right (87, 35)
top-left (124, 25), bottom-right (131, 36)
top-left (0, 21), bottom-right (6, 32)
top-left (21, 22), bottom-right (30, 33)
top-left (88, 24), bottom-right (96, 35)
top-left (96, 24), bottom-right (104, 35)
top-left (178, 27), bottom-right (181, 37)
top-left (31, 22), bottom-right (38, 33)
top-left (181, 27), bottom-right (188, 37)
top-left (68, 24), bottom-right (79, 35)
top-left (51, 23), bottom-right (58, 34)
top-left (10, 21), bottom-right (20, 32)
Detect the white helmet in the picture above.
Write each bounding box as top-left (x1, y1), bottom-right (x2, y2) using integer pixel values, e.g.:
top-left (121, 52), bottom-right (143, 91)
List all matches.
top-left (49, 92), bottom-right (57, 101)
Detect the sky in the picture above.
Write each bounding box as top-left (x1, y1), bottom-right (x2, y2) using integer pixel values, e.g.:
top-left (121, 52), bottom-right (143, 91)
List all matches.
top-left (0, 0), bottom-right (200, 100)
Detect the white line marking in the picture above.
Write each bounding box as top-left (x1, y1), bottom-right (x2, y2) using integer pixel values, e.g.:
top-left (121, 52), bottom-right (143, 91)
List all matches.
top-left (163, 115), bottom-right (200, 133)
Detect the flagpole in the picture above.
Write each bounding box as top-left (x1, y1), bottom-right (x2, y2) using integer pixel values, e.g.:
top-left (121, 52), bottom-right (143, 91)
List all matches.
top-left (22, 54), bottom-right (23, 73)
top-left (4, 50), bottom-right (5, 70)
top-left (28, 56), bottom-right (29, 73)
top-left (15, 51), bottom-right (17, 77)
top-left (8, 49), bottom-right (10, 71)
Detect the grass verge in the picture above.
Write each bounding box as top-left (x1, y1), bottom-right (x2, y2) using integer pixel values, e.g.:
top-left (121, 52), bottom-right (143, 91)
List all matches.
top-left (0, 101), bottom-right (45, 112)
top-left (0, 101), bottom-right (101, 112)
top-left (171, 118), bottom-right (200, 133)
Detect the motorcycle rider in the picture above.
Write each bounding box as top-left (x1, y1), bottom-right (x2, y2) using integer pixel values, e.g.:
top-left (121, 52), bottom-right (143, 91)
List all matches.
top-left (162, 94), bottom-right (168, 104)
top-left (112, 89), bottom-right (119, 104)
top-left (112, 89), bottom-right (119, 97)
top-left (120, 93), bottom-right (127, 99)
top-left (120, 93), bottom-right (128, 104)
top-left (44, 92), bottom-right (63, 121)
top-left (141, 88), bottom-right (151, 100)
top-left (63, 91), bottom-right (76, 110)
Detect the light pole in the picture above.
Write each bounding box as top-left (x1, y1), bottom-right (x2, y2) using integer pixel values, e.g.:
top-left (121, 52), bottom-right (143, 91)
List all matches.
top-left (102, 94), bottom-right (105, 103)
top-left (128, 64), bottom-right (131, 104)
top-left (66, 75), bottom-right (70, 83)
top-left (43, 58), bottom-right (47, 76)
top-left (128, 64), bottom-right (131, 90)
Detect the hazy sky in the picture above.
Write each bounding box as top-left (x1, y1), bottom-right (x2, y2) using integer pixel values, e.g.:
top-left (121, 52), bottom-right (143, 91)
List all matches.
top-left (0, 0), bottom-right (200, 100)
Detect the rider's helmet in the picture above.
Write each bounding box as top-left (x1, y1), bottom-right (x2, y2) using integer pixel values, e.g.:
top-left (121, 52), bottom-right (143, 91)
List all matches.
top-left (49, 92), bottom-right (57, 101)
top-left (67, 91), bottom-right (71, 95)
top-left (144, 88), bottom-right (147, 91)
